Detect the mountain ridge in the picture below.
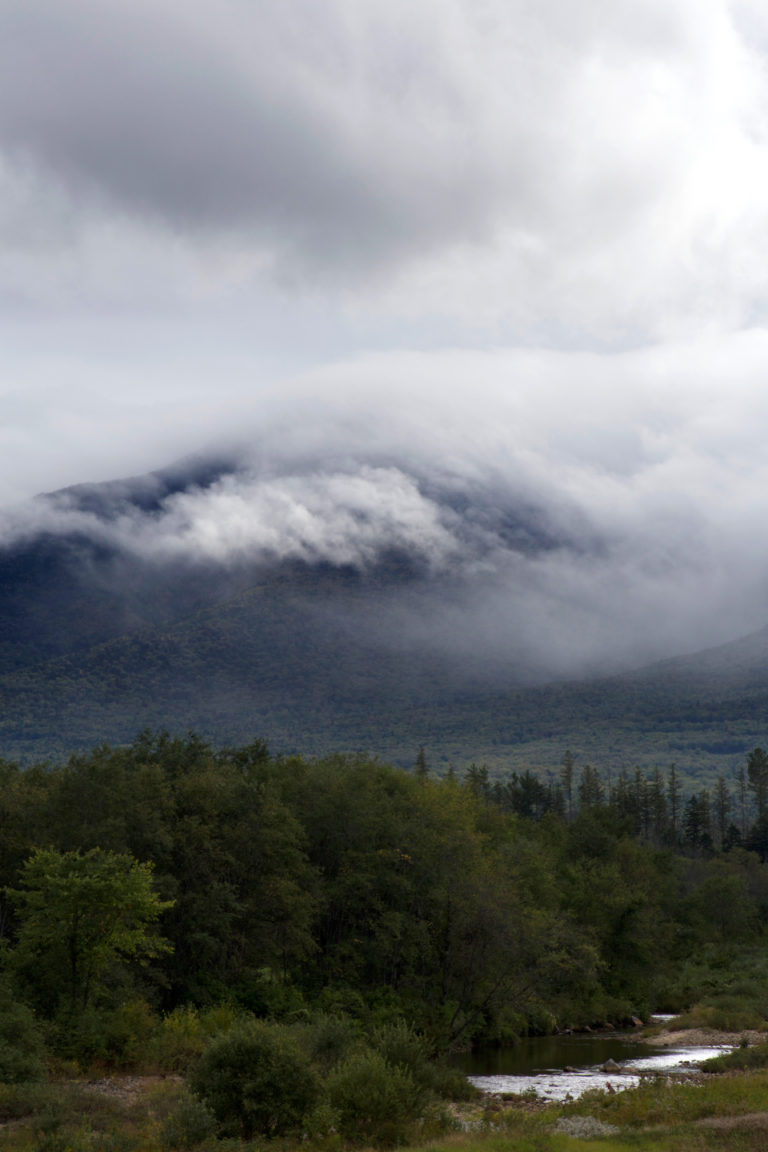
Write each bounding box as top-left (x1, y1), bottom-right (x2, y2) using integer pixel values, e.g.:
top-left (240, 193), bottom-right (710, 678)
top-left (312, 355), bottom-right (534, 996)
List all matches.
top-left (1, 457), bottom-right (768, 780)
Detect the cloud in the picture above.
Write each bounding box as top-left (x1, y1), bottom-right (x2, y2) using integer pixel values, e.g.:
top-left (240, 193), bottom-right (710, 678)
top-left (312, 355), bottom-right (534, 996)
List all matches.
top-left (3, 2), bottom-right (768, 680)
top-left (2, 0), bottom-right (768, 339)
top-left (4, 334), bottom-right (768, 679)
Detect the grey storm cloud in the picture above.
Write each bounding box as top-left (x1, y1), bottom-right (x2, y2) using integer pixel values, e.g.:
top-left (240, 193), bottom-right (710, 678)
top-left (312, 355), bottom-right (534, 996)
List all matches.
top-left (0, 0), bottom-right (524, 272)
top-left (2, 0), bottom-right (768, 328)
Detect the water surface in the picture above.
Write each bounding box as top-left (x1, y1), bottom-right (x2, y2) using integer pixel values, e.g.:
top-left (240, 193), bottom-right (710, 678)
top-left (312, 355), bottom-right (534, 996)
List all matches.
top-left (454, 1032), bottom-right (732, 1101)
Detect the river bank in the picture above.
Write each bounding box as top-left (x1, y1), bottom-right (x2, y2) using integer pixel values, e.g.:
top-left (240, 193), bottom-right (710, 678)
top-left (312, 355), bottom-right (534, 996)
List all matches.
top-left (641, 1026), bottom-right (767, 1047)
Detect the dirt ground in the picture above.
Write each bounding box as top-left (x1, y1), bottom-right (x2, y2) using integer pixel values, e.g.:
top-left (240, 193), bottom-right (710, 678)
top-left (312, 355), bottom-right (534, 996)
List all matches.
top-left (84, 1073), bottom-right (181, 1103)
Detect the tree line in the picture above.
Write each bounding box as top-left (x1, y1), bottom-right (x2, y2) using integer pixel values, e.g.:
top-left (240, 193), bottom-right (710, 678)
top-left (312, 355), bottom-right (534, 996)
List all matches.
top-left (463, 747), bottom-right (768, 857)
top-left (2, 732), bottom-right (768, 1065)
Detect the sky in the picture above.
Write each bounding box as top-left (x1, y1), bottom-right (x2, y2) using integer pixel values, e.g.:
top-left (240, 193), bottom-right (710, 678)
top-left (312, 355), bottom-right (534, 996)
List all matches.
top-left (5, 0), bottom-right (768, 671)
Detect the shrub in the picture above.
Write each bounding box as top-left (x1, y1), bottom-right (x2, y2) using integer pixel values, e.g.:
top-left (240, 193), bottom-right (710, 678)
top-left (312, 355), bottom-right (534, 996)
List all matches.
top-left (302, 1013), bottom-right (361, 1072)
top-left (160, 1089), bottom-right (217, 1149)
top-left (150, 1003), bottom-right (246, 1072)
top-left (189, 1020), bottom-right (319, 1139)
top-left (95, 998), bottom-right (158, 1068)
top-left (671, 1002), bottom-right (766, 1032)
top-left (369, 1020), bottom-right (432, 1079)
top-left (0, 980), bottom-right (47, 1082)
top-left (0, 1082), bottom-right (54, 1121)
top-left (369, 1019), bottom-right (475, 1101)
top-left (327, 1049), bottom-right (426, 1147)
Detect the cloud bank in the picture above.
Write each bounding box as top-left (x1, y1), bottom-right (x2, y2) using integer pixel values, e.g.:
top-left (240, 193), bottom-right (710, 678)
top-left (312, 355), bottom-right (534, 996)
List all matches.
top-left (2, 0), bottom-right (768, 337)
top-left (4, 336), bottom-right (768, 679)
top-left (3, 2), bottom-right (768, 679)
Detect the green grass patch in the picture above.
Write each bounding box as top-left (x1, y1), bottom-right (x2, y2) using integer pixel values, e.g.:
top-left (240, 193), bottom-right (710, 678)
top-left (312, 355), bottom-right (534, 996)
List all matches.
top-left (701, 1041), bottom-right (768, 1072)
top-left (561, 1067), bottom-right (768, 1128)
top-left (669, 1003), bottom-right (767, 1032)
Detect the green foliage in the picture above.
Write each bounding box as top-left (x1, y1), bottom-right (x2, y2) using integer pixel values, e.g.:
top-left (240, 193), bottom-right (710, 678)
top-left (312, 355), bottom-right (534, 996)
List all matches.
top-left (0, 1080), bottom-right (55, 1121)
top-left (54, 998), bottom-right (161, 1069)
top-left (564, 1066), bottom-right (768, 1130)
top-left (702, 1040), bottom-right (768, 1072)
top-left (9, 847), bottom-right (172, 1020)
top-left (0, 976), bottom-right (47, 1083)
top-left (9, 725), bottom-right (768, 1128)
top-left (369, 1020), bottom-right (432, 1081)
top-left (671, 1002), bottom-right (767, 1032)
top-left (366, 1018), bottom-right (473, 1099)
top-left (326, 1049), bottom-right (426, 1147)
top-left (159, 1088), bottom-right (217, 1150)
top-left (300, 1013), bottom-right (361, 1073)
top-left (188, 1020), bottom-right (319, 1139)
top-left (149, 1003), bottom-right (247, 1072)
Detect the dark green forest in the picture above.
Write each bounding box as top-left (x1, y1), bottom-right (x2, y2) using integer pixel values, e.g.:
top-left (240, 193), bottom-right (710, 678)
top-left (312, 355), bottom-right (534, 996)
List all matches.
top-left (5, 734), bottom-right (768, 1146)
top-left (3, 734), bottom-right (768, 1054)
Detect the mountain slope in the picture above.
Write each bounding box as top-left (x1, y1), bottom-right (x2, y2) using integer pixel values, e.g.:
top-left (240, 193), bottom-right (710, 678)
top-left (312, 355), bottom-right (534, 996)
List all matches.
top-left (2, 581), bottom-right (768, 782)
top-left (2, 455), bottom-right (768, 780)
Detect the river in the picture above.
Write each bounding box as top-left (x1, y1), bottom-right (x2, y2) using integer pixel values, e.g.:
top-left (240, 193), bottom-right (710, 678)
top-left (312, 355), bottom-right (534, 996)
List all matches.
top-left (453, 1026), bottom-right (733, 1101)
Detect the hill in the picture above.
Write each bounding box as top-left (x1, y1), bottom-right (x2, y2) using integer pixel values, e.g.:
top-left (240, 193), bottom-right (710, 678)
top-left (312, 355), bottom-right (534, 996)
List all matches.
top-left (1, 455), bottom-right (768, 782)
top-left (2, 574), bottom-right (768, 782)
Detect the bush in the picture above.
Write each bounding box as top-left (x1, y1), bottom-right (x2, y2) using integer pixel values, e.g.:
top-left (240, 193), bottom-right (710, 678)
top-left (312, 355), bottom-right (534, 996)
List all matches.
top-left (671, 1002), bottom-right (766, 1033)
top-left (301, 1013), bottom-right (361, 1072)
top-left (189, 1020), bottom-right (319, 1139)
top-left (96, 998), bottom-right (158, 1068)
top-left (160, 1088), bottom-right (217, 1149)
top-left (0, 1082), bottom-right (54, 1121)
top-left (327, 1049), bottom-right (426, 1147)
top-left (150, 1003), bottom-right (246, 1072)
top-left (369, 1019), bottom-right (476, 1101)
top-left (0, 980), bottom-right (47, 1082)
top-left (369, 1020), bottom-right (432, 1080)
top-left (51, 1002), bottom-right (158, 1069)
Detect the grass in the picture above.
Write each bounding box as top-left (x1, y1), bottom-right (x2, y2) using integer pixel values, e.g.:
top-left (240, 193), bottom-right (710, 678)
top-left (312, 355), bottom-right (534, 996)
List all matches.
top-left (3, 1065), bottom-right (768, 1151)
top-left (701, 1042), bottom-right (768, 1073)
top-left (0, 1077), bottom-right (185, 1151)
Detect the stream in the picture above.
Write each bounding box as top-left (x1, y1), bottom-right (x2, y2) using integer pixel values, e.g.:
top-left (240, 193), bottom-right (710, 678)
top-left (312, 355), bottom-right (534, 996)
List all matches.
top-left (453, 1023), bottom-right (733, 1101)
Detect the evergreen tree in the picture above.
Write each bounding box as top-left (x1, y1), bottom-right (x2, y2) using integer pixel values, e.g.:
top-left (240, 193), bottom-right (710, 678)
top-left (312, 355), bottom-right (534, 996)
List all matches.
top-left (577, 764), bottom-right (603, 809)
top-left (667, 764), bottom-right (682, 844)
top-left (464, 763), bottom-right (490, 801)
top-left (648, 768), bottom-right (668, 844)
top-left (714, 774), bottom-right (731, 851)
top-left (747, 747), bottom-right (768, 821)
top-left (738, 762), bottom-right (749, 836)
top-left (683, 791), bottom-right (713, 857)
top-left (561, 750), bottom-right (575, 821)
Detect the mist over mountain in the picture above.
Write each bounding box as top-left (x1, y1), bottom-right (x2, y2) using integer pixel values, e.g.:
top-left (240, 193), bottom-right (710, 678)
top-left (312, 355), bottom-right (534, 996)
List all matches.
top-left (1, 438), bottom-right (768, 775)
top-left (0, 444), bottom-right (607, 688)
top-left (6, 359), bottom-right (768, 694)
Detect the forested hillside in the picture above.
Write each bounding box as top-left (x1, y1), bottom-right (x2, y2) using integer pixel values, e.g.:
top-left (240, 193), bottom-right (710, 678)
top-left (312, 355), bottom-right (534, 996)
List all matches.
top-left (4, 614), bottom-right (768, 780)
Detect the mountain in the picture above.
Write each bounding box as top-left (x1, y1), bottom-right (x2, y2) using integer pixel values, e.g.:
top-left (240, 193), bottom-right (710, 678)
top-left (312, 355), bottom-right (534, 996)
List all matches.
top-left (1, 454), bottom-right (768, 782)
